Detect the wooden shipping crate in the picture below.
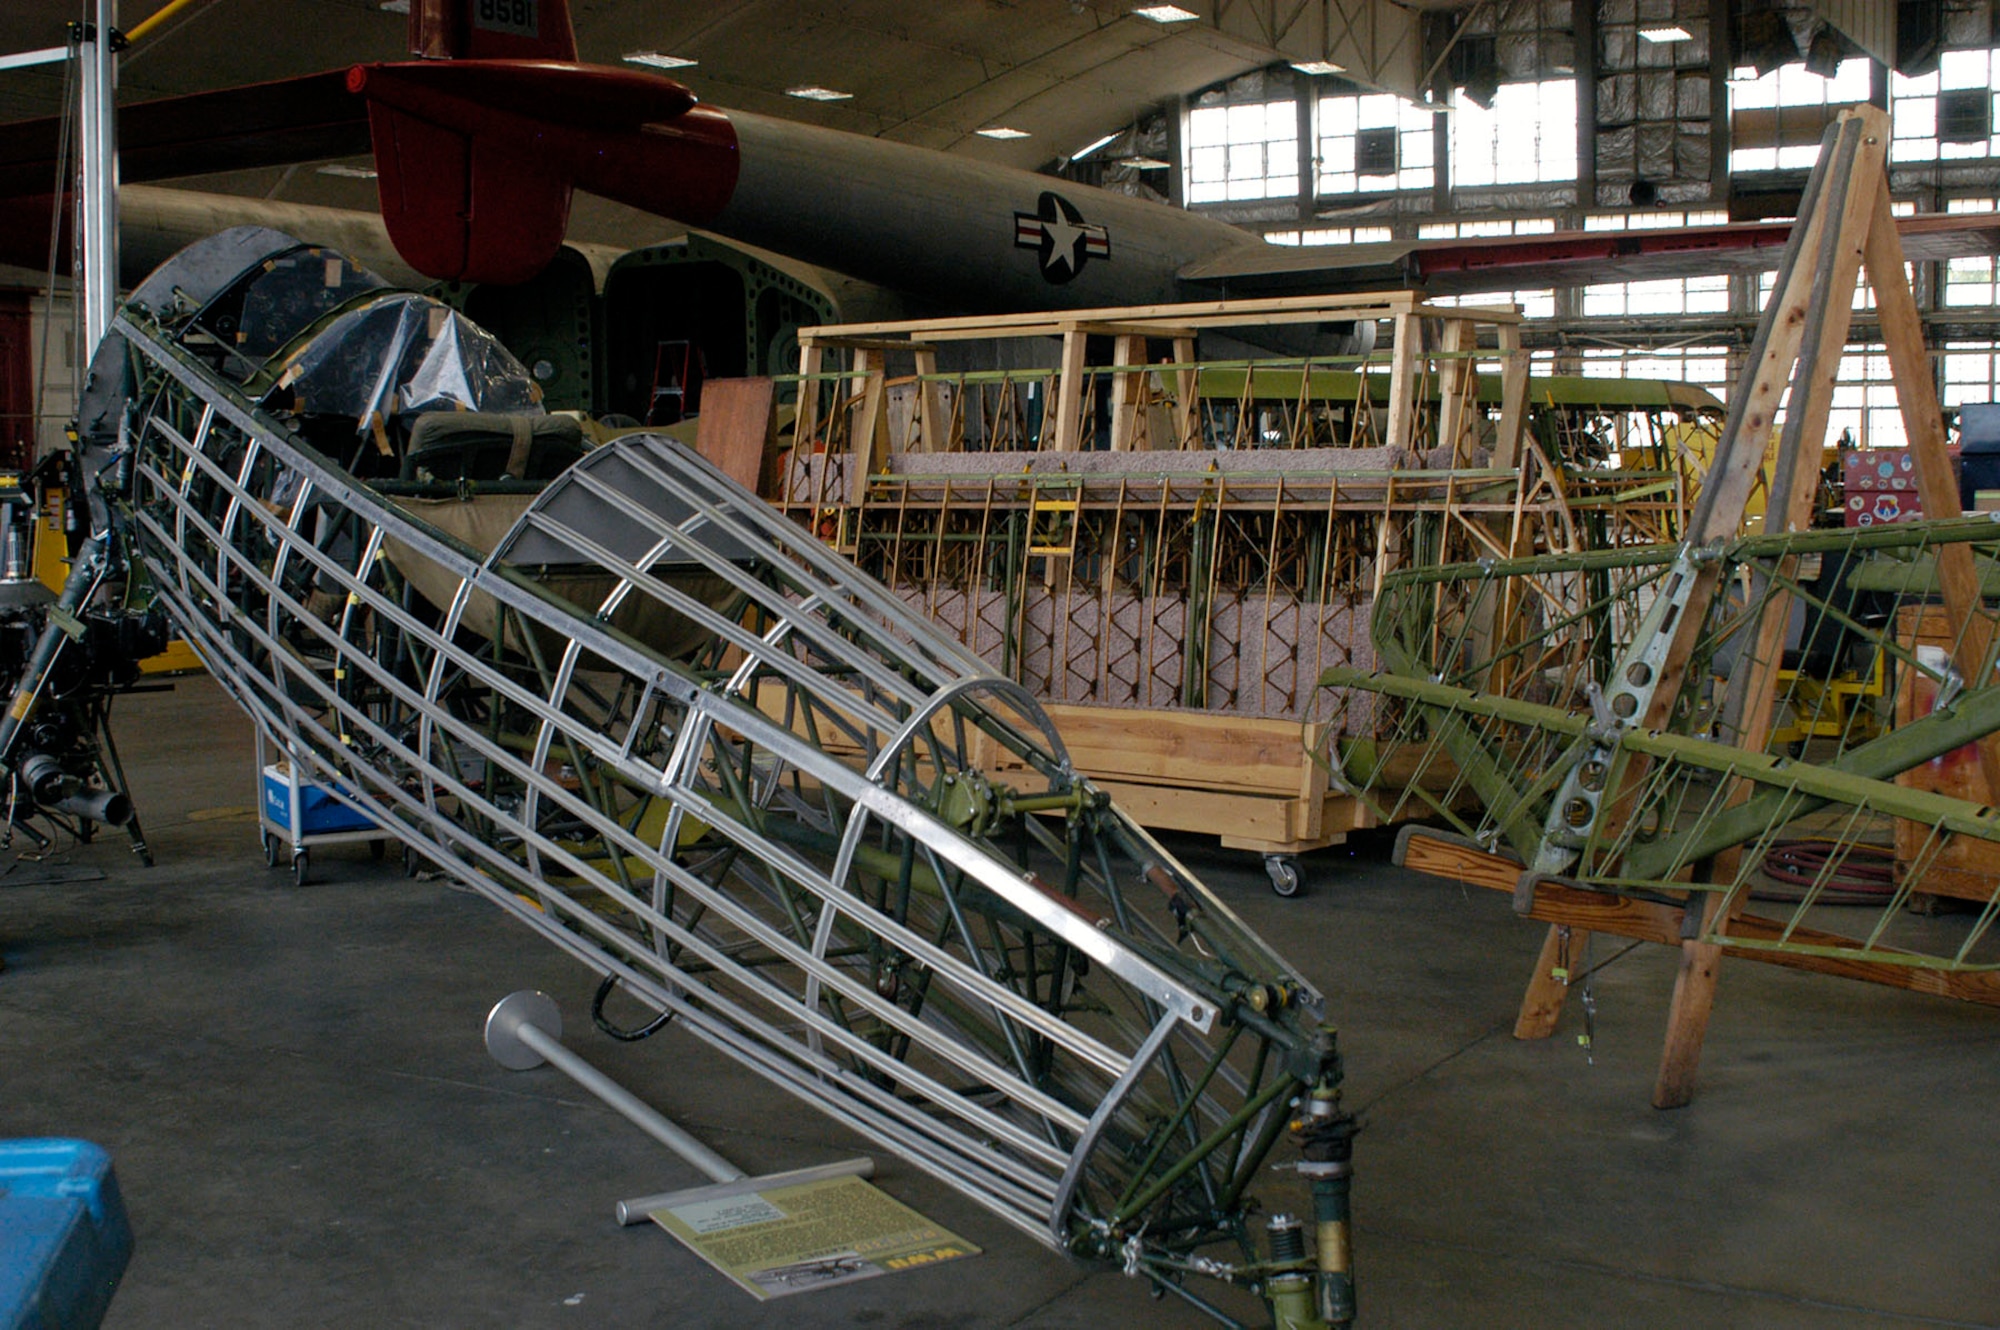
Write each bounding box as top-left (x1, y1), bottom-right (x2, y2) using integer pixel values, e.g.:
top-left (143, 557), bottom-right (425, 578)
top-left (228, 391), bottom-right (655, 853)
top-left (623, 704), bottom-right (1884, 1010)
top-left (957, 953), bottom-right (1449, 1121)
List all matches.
top-left (977, 703), bottom-right (1373, 855)
top-left (1894, 605), bottom-right (2000, 901)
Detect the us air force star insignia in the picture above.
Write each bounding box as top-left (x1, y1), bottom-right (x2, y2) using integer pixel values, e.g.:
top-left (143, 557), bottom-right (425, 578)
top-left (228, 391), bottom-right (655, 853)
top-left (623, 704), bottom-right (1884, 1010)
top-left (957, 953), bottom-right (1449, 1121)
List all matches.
top-left (1013, 191), bottom-right (1110, 285)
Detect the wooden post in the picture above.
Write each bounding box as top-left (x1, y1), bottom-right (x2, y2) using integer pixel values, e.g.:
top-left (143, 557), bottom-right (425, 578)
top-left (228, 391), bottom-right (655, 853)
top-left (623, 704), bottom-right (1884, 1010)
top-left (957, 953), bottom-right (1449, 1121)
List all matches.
top-left (1491, 329), bottom-right (1530, 472)
top-left (913, 347), bottom-right (942, 453)
top-left (1435, 317), bottom-right (1476, 465)
top-left (1515, 922), bottom-right (1588, 1040)
top-left (849, 348), bottom-right (889, 506)
top-left (1384, 309), bottom-right (1420, 454)
top-left (1109, 333), bottom-right (1146, 452)
top-left (1652, 107), bottom-right (1888, 1107)
top-left (795, 338), bottom-right (823, 448)
top-left (1052, 326), bottom-right (1089, 452)
top-left (1174, 335), bottom-right (1199, 449)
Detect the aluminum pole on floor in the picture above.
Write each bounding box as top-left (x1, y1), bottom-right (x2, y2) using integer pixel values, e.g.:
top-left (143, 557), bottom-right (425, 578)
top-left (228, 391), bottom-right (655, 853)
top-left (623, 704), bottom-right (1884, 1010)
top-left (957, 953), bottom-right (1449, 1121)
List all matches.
top-left (482, 990), bottom-right (874, 1226)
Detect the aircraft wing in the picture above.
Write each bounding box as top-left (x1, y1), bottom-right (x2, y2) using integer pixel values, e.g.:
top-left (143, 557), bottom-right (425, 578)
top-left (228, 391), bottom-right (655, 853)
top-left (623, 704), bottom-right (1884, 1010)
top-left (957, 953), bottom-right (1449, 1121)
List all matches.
top-left (1178, 214), bottom-right (2000, 299)
top-left (0, 71), bottom-right (368, 199)
top-left (10, 61), bottom-right (2000, 304)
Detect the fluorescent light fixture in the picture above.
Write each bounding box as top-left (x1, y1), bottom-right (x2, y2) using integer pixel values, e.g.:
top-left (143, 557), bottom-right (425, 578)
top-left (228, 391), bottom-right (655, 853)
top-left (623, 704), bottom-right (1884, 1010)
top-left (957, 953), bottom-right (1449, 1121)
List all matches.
top-left (623, 51), bottom-right (698, 70)
top-left (317, 164), bottom-right (378, 179)
top-left (1290, 60), bottom-right (1345, 76)
top-left (976, 126), bottom-right (1030, 139)
top-left (377, 0), bottom-right (409, 12)
top-left (1133, 5), bottom-right (1199, 23)
top-left (1119, 155), bottom-right (1170, 169)
top-left (1073, 132), bottom-right (1119, 159)
top-left (1637, 25), bottom-right (1693, 43)
top-left (786, 85), bottom-right (853, 101)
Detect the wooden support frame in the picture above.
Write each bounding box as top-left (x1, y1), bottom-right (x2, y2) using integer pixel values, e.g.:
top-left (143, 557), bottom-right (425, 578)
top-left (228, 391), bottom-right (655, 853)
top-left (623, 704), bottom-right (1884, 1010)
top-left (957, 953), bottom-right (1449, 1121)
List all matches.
top-left (1490, 106), bottom-right (1999, 1107)
top-left (1400, 829), bottom-right (2000, 1008)
top-left (775, 293), bottom-right (1688, 881)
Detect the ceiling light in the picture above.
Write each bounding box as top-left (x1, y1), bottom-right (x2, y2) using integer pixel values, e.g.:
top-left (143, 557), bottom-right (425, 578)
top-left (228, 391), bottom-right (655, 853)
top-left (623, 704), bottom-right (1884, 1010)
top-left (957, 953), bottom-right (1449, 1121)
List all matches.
top-left (1637, 25), bottom-right (1693, 43)
top-left (623, 51), bottom-right (698, 70)
top-left (1073, 132), bottom-right (1119, 159)
top-left (317, 164), bottom-right (378, 179)
top-left (1133, 5), bottom-right (1199, 23)
top-left (377, 0), bottom-right (409, 12)
top-left (976, 126), bottom-right (1030, 139)
top-left (1290, 60), bottom-right (1345, 76)
top-left (786, 86), bottom-right (853, 101)
top-left (1118, 155), bottom-right (1169, 169)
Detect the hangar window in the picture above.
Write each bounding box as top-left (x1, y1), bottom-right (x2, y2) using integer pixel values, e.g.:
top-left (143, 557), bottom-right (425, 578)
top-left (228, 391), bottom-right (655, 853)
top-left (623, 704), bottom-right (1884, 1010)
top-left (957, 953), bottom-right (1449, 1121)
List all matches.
top-left (1582, 210), bottom-right (1728, 230)
top-left (1892, 50), bottom-right (2000, 162)
top-left (1185, 99), bottom-right (1300, 202)
top-left (1429, 288), bottom-right (1558, 318)
top-left (1581, 275), bottom-right (1730, 318)
top-left (1728, 57), bottom-right (1870, 173)
top-left (1757, 258), bottom-right (1915, 312)
top-left (1316, 93), bottom-right (1435, 194)
top-left (1264, 226), bottom-right (1393, 244)
top-left (1415, 217), bottom-right (1557, 238)
top-left (1827, 343), bottom-right (1906, 449)
top-left (1450, 79), bottom-right (1577, 187)
top-left (1943, 199), bottom-right (2000, 307)
top-left (1580, 346), bottom-right (1731, 396)
top-left (1945, 256), bottom-right (2000, 307)
top-left (1944, 344), bottom-right (2000, 408)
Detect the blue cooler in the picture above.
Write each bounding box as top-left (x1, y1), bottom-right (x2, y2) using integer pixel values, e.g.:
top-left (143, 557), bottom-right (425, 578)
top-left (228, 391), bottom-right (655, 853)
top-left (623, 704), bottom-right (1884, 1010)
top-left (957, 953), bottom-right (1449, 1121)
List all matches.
top-left (0, 1139), bottom-right (133, 1329)
top-left (261, 764), bottom-right (378, 835)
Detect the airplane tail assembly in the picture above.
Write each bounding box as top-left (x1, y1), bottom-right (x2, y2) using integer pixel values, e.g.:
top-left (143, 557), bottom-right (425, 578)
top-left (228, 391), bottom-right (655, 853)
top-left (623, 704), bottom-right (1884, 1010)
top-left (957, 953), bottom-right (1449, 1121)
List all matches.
top-left (51, 226), bottom-right (1357, 1326)
top-left (407, 0), bottom-right (578, 62)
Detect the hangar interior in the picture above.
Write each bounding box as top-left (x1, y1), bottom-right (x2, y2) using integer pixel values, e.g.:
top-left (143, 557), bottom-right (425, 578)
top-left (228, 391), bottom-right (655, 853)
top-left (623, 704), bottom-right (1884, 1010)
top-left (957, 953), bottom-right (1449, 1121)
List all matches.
top-left (3, 1), bottom-right (2000, 1328)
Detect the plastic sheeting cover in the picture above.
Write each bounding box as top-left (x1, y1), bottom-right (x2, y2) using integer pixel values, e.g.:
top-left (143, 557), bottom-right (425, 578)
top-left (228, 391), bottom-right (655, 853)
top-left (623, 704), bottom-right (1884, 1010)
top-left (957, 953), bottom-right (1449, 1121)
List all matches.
top-left (268, 293), bottom-right (543, 431)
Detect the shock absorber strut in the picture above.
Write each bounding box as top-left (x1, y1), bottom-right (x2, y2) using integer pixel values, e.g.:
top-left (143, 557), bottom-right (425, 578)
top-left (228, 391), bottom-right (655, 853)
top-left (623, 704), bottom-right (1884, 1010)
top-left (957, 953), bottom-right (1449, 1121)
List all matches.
top-left (1292, 1077), bottom-right (1357, 1329)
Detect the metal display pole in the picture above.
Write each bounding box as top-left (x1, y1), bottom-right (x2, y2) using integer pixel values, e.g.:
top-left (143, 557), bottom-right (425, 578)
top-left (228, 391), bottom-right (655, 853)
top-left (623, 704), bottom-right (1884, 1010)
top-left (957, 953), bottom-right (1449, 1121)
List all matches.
top-left (75, 0), bottom-right (118, 360)
top-left (482, 991), bottom-right (875, 1227)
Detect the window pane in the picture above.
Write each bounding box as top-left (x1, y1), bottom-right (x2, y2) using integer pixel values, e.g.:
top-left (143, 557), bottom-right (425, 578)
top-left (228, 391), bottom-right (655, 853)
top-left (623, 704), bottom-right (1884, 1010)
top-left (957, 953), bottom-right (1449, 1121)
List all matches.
top-left (1187, 106), bottom-right (1228, 148)
top-left (1316, 91), bottom-right (1434, 196)
top-left (1451, 80), bottom-right (1577, 186)
top-left (1188, 97), bottom-right (1302, 203)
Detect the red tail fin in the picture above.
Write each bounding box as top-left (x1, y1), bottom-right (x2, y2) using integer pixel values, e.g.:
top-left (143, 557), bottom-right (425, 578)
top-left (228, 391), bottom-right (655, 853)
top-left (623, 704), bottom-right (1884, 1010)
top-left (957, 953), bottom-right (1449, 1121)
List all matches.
top-left (408, 0), bottom-right (576, 62)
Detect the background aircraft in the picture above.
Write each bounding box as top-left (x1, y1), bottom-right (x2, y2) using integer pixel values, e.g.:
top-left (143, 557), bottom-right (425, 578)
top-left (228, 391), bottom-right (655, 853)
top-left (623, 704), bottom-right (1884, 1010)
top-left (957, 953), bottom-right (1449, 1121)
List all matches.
top-left (3, 0), bottom-right (1998, 422)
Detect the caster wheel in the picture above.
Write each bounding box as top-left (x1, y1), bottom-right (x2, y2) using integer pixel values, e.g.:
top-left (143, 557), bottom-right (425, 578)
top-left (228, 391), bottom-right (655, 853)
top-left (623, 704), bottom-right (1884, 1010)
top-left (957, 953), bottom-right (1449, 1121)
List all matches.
top-left (403, 845), bottom-right (422, 877)
top-left (291, 850), bottom-right (309, 888)
top-left (369, 838), bottom-right (387, 862)
top-left (1264, 854), bottom-right (1303, 898)
top-left (263, 833), bottom-right (281, 868)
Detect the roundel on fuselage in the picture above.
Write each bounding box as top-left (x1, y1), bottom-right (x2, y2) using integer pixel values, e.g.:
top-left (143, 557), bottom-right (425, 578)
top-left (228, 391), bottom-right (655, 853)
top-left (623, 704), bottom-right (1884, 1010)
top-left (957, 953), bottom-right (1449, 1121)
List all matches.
top-left (1012, 191), bottom-right (1110, 285)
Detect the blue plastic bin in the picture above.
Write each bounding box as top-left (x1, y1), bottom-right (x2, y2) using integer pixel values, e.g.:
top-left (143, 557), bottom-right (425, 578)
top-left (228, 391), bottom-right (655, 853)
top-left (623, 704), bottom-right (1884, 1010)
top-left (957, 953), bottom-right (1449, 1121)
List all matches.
top-left (261, 764), bottom-right (378, 835)
top-left (0, 1139), bottom-right (133, 1330)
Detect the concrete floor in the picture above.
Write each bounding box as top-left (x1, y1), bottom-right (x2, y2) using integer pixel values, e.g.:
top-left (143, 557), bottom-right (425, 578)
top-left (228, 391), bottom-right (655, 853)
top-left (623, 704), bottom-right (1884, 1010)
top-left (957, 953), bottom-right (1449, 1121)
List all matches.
top-left (5, 675), bottom-right (2000, 1328)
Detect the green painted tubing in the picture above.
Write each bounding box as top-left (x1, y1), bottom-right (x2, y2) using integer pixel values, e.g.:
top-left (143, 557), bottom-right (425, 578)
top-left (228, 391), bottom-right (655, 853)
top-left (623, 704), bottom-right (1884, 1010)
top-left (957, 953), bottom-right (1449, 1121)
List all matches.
top-left (1113, 1073), bottom-right (1298, 1226)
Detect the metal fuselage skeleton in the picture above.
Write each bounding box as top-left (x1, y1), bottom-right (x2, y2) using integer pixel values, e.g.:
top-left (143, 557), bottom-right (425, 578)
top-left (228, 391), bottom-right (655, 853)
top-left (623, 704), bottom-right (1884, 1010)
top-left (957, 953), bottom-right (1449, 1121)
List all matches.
top-left (43, 227), bottom-right (1355, 1328)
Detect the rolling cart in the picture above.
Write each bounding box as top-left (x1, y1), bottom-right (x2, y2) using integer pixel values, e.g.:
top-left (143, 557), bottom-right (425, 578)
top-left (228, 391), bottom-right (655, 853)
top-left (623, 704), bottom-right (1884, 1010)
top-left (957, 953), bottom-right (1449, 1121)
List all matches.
top-left (255, 729), bottom-right (388, 886)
